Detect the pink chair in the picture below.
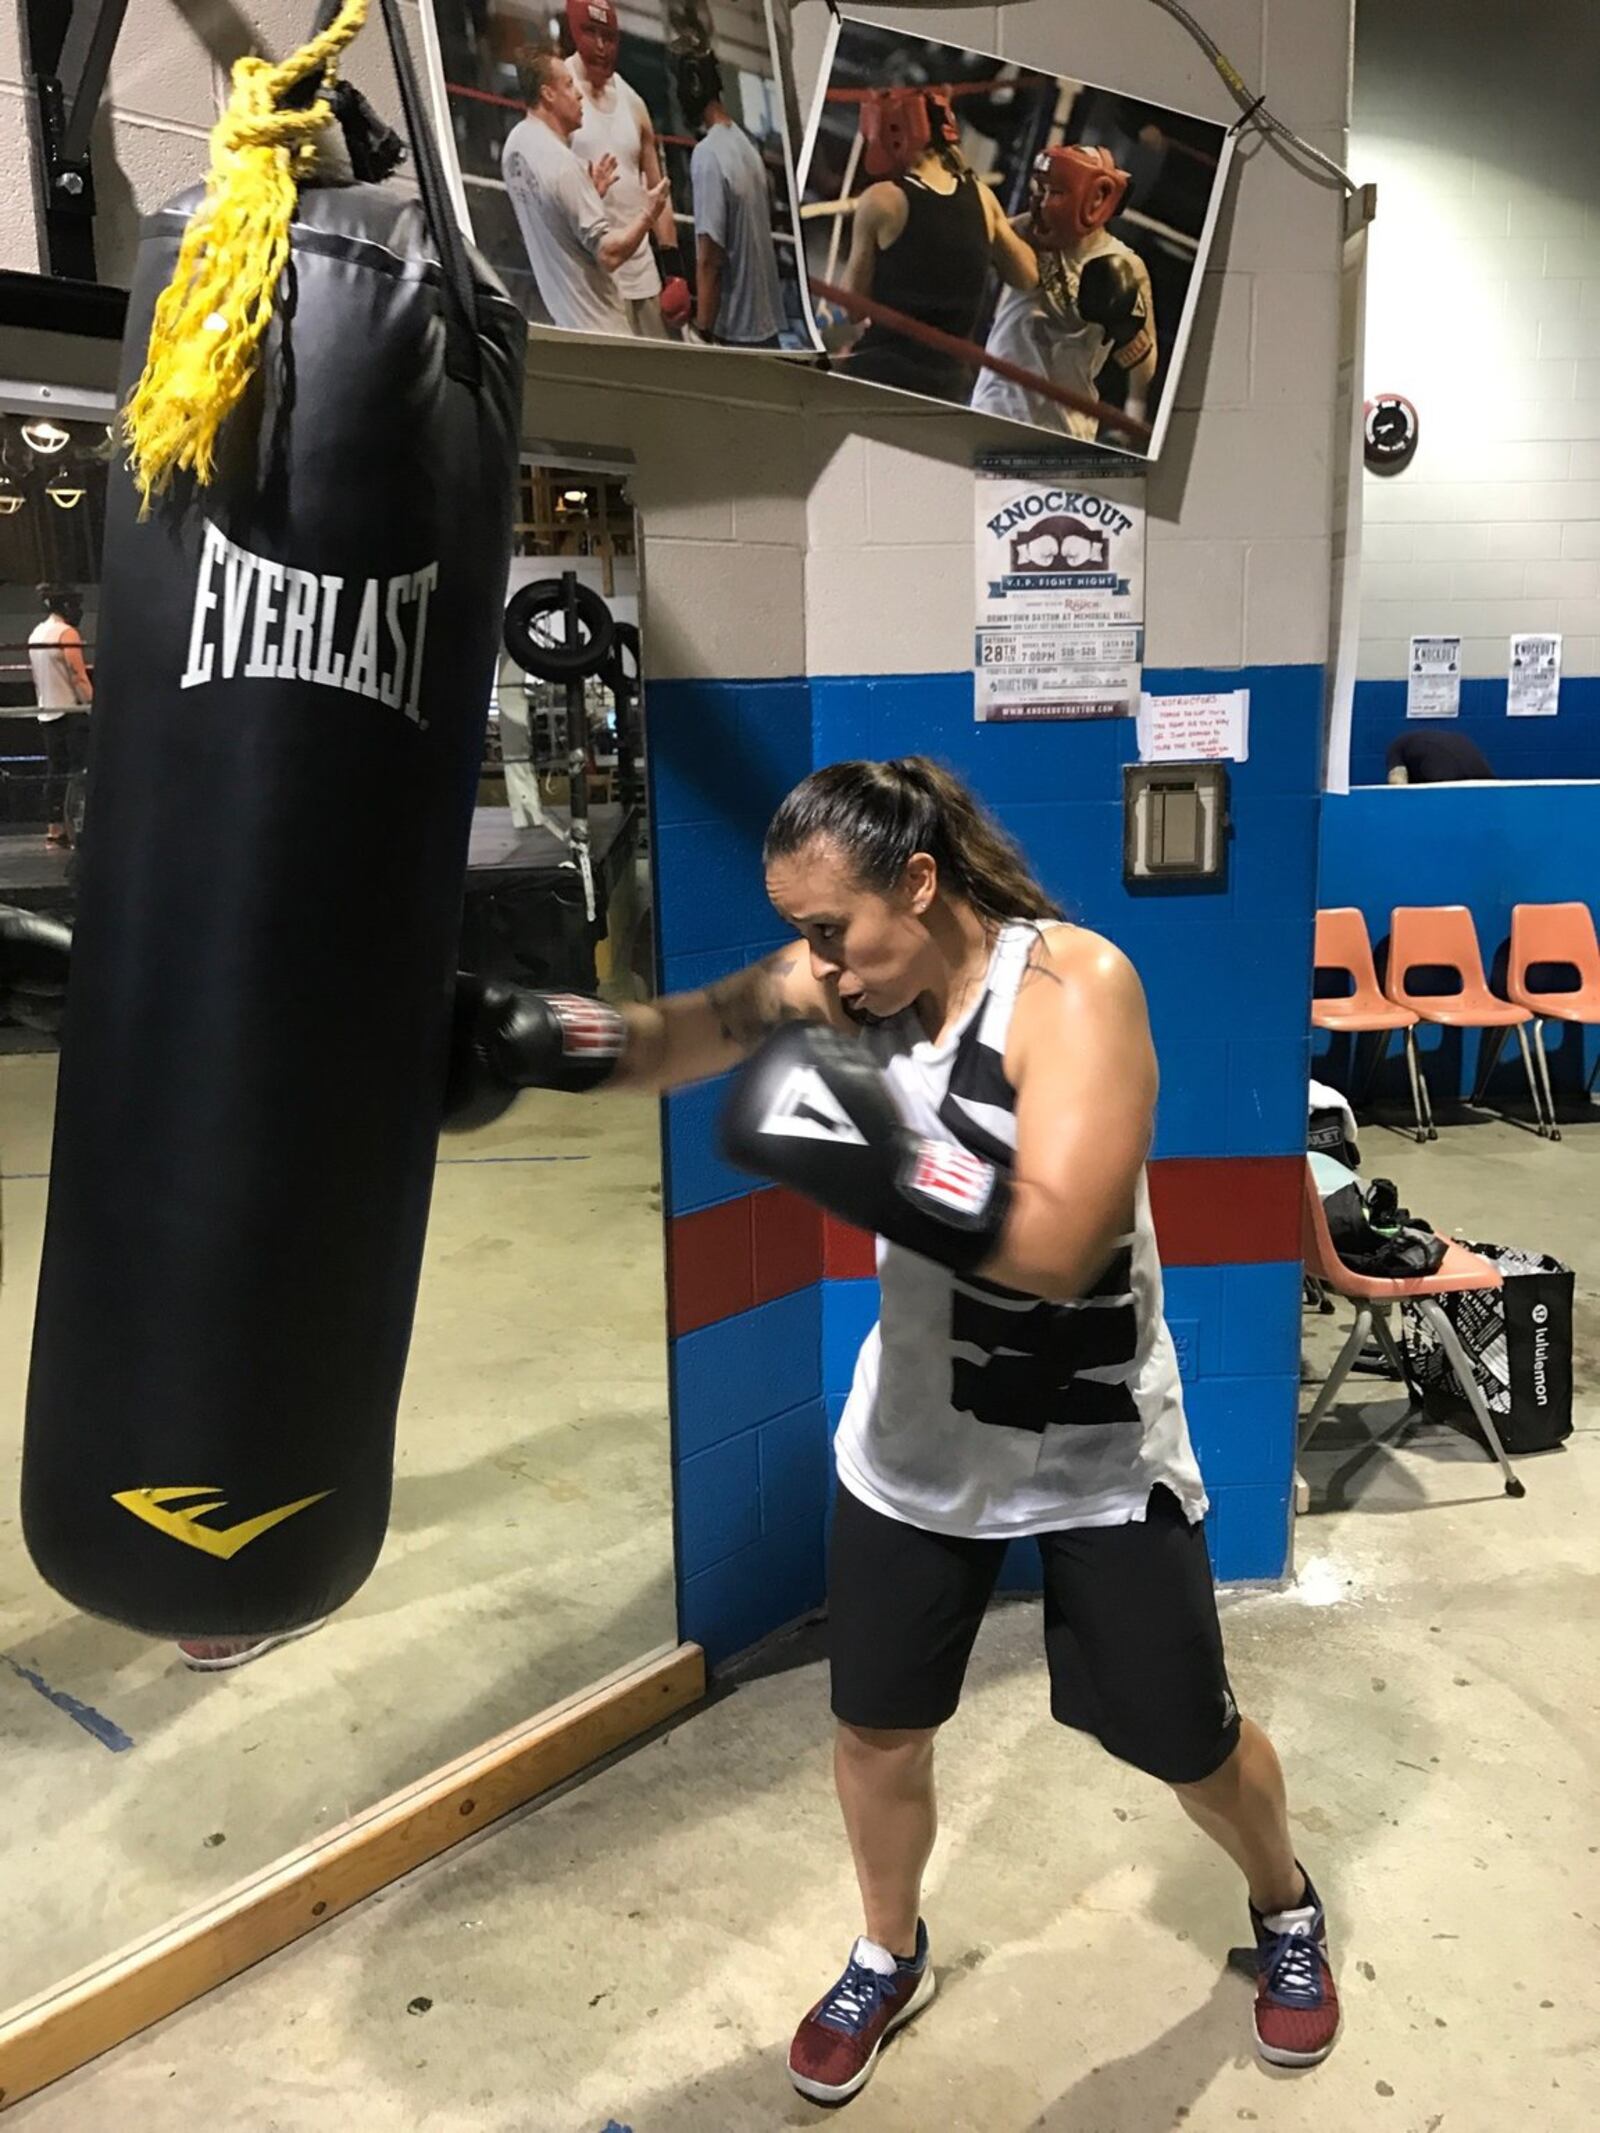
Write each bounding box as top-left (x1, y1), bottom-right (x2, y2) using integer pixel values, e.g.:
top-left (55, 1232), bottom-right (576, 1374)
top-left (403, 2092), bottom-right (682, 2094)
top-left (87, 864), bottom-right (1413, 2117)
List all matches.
top-left (1311, 908), bottom-right (1428, 1141)
top-left (1300, 1165), bottom-right (1524, 1500)
top-left (1386, 905), bottom-right (1552, 1138)
top-left (1507, 902), bottom-right (1600, 1141)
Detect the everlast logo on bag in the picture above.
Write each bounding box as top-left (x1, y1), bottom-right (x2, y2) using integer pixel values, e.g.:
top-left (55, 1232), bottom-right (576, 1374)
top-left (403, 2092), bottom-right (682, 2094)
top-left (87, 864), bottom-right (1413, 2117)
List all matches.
top-left (180, 520), bottom-right (439, 722)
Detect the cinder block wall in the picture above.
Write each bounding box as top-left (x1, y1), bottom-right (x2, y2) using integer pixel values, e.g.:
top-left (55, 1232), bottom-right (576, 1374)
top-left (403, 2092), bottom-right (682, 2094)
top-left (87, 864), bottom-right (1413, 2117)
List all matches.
top-left (2, 0), bottom-right (1351, 1667)
top-left (1350, 0), bottom-right (1600, 781)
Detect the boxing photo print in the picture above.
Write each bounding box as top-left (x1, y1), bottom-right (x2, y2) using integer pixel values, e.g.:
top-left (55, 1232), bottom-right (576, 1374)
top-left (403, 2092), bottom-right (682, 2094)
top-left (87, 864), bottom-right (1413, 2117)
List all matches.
top-left (430, 0), bottom-right (815, 351)
top-left (797, 12), bottom-right (1235, 457)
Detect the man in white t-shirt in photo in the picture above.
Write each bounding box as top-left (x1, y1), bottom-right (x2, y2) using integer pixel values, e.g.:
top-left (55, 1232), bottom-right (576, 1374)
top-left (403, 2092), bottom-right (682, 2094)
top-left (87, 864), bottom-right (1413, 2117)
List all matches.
top-left (564, 0), bottom-right (689, 339)
top-left (501, 45), bottom-right (669, 338)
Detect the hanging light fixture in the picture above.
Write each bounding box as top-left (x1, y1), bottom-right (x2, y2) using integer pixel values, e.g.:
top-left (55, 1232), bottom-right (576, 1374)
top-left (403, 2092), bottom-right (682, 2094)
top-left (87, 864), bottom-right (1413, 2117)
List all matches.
top-left (21, 418), bottom-right (71, 455)
top-left (0, 474), bottom-right (24, 516)
top-left (47, 480), bottom-right (86, 509)
top-left (562, 487), bottom-right (588, 504)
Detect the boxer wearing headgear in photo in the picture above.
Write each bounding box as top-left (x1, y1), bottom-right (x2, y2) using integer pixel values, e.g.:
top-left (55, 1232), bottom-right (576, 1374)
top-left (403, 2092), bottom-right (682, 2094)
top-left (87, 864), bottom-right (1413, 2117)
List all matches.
top-left (838, 85), bottom-right (1036, 404)
top-left (972, 141), bottom-right (1158, 445)
top-left (676, 41), bottom-right (787, 348)
top-left (563, 0), bottom-right (689, 337)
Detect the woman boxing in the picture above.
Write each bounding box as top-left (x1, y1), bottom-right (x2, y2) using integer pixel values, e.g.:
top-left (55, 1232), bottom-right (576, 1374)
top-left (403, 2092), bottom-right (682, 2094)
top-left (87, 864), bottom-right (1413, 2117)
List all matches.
top-left (454, 756), bottom-right (1339, 2103)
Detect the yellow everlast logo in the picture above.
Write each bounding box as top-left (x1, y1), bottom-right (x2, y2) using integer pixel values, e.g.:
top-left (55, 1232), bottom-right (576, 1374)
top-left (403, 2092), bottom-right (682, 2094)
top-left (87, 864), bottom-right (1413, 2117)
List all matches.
top-left (111, 1486), bottom-right (332, 1560)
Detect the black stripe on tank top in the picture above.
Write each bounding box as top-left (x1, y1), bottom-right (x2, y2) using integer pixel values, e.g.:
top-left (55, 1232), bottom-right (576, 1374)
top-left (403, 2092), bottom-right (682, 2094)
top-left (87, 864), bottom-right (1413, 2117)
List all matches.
top-left (951, 1282), bottom-right (1139, 1421)
top-left (951, 1350), bottom-right (1141, 1431)
top-left (937, 1010), bottom-right (1017, 1166)
top-left (930, 953), bottom-right (1142, 1428)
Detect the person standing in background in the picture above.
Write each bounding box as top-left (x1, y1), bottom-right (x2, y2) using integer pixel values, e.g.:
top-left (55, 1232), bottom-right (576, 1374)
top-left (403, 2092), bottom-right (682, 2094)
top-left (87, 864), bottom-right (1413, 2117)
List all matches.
top-left (501, 46), bottom-right (669, 337)
top-left (676, 44), bottom-right (787, 349)
top-left (28, 585), bottom-right (91, 851)
top-left (565, 0), bottom-right (690, 337)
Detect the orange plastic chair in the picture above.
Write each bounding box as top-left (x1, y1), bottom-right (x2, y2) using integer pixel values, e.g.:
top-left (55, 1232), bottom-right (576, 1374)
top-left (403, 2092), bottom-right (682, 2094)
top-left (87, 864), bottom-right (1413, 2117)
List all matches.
top-left (1386, 905), bottom-right (1552, 1138)
top-left (1508, 902), bottom-right (1600, 1135)
top-left (1311, 908), bottom-right (1427, 1140)
top-left (1300, 1164), bottom-right (1523, 1500)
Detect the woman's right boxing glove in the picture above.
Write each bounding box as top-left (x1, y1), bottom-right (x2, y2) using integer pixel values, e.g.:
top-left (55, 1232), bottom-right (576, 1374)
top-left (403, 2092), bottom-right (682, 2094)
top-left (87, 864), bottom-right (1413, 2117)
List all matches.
top-left (443, 978), bottom-right (628, 1129)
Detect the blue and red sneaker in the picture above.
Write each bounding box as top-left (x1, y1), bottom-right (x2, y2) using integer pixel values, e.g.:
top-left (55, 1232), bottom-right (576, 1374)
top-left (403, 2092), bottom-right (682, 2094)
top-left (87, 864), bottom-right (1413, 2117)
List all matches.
top-left (788, 1920), bottom-right (936, 2104)
top-left (1251, 1868), bottom-right (1341, 2066)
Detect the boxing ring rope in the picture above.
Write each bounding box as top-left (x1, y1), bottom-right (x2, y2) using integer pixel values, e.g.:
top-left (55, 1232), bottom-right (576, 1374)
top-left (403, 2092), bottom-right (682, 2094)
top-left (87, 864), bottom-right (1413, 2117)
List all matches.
top-left (808, 274), bottom-right (1152, 444)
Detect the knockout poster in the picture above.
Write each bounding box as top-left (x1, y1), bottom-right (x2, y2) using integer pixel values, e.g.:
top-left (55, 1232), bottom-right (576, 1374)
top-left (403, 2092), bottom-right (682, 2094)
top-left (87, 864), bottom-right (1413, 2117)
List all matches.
top-left (973, 451), bottom-right (1146, 722)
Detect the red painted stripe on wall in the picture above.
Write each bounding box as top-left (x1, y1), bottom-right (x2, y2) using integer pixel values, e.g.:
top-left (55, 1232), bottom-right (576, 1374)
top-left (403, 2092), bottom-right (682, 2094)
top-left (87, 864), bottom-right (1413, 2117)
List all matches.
top-left (1145, 1155), bottom-right (1302, 1267)
top-left (668, 1154), bottom-right (1303, 1338)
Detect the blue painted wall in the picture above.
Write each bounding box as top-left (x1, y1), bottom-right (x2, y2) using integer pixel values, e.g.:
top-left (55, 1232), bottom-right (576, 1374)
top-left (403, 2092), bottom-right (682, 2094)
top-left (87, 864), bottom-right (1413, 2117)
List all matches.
top-left (1349, 675), bottom-right (1600, 788)
top-left (811, 662), bottom-right (1324, 1165)
top-left (1318, 780), bottom-right (1600, 1099)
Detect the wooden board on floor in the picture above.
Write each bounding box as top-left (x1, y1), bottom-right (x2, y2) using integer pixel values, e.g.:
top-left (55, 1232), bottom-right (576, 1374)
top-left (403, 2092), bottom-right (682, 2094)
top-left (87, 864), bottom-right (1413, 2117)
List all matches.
top-left (0, 1641), bottom-right (704, 2112)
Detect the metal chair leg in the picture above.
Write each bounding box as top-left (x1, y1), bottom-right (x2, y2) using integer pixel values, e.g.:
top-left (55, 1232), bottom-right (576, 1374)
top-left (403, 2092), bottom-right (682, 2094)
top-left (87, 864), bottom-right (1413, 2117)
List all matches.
top-left (1403, 1027), bottom-right (1434, 1141)
top-left (1356, 1026), bottom-right (1394, 1107)
top-left (1370, 1307), bottom-right (1409, 1385)
top-left (1518, 1023), bottom-right (1561, 1143)
top-left (1419, 1299), bottom-right (1525, 1498)
top-left (1302, 1303), bottom-right (1373, 1454)
top-left (1469, 1024), bottom-right (1509, 1107)
top-left (1526, 1020), bottom-right (1561, 1141)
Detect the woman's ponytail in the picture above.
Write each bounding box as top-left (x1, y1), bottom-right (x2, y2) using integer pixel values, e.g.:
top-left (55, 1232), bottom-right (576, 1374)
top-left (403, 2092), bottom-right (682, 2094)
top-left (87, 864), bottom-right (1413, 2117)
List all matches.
top-left (763, 756), bottom-right (1062, 924)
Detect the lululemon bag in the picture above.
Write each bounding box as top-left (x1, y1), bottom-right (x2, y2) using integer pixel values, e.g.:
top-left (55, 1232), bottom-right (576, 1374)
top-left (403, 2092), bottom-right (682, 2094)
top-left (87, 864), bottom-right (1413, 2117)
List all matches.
top-left (1405, 1244), bottom-right (1574, 1455)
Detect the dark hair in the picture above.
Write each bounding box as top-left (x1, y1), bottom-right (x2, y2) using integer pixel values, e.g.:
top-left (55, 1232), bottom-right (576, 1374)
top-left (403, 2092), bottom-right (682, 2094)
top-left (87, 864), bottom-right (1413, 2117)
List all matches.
top-left (38, 583), bottom-right (82, 626)
top-left (516, 44), bottom-right (565, 104)
top-left (764, 757), bottom-right (1062, 926)
top-left (674, 45), bottom-right (723, 128)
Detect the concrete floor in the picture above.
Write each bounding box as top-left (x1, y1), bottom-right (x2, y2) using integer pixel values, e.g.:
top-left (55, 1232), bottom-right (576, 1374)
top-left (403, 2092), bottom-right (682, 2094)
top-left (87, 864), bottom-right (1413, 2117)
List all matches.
top-left (0, 1057), bottom-right (674, 2010)
top-left (10, 1116), bottom-right (1600, 2129)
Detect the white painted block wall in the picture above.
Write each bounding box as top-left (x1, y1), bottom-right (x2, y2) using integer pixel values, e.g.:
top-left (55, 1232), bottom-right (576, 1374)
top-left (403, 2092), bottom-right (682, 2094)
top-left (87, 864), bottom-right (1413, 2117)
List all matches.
top-left (1354, 0), bottom-right (1600, 681)
top-left (3, 1), bottom-right (1352, 690)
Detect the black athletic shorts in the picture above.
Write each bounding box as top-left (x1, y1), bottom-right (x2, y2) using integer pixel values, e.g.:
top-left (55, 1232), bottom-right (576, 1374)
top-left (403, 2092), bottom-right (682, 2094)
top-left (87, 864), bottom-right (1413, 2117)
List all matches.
top-left (828, 1482), bottom-right (1241, 1786)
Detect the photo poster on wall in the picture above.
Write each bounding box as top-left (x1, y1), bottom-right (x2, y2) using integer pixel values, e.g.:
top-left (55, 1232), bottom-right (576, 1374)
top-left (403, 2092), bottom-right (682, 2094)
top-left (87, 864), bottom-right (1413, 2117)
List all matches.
top-left (795, 11), bottom-right (1237, 458)
top-left (428, 0), bottom-right (821, 354)
top-left (973, 451), bottom-right (1146, 723)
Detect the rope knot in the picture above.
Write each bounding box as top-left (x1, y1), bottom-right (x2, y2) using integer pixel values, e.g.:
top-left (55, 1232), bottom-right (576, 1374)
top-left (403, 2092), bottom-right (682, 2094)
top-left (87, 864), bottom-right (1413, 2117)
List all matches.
top-left (123, 0), bottom-right (370, 507)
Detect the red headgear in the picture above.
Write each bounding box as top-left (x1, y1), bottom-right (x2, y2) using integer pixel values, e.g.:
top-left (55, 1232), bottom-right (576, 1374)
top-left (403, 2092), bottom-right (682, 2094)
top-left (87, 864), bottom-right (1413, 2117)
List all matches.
top-left (1030, 145), bottom-right (1130, 246)
top-left (566, 0), bottom-right (619, 89)
top-left (858, 87), bottom-right (959, 180)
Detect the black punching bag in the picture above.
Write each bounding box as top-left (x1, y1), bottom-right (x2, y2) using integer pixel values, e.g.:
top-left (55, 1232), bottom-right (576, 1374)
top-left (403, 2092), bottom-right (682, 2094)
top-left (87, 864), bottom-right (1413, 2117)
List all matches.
top-left (22, 19), bottom-right (525, 1637)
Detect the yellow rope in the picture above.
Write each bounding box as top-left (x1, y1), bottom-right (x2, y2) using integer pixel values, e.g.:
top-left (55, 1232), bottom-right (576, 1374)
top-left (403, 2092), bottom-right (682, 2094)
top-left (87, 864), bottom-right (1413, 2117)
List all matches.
top-left (123, 0), bottom-right (370, 508)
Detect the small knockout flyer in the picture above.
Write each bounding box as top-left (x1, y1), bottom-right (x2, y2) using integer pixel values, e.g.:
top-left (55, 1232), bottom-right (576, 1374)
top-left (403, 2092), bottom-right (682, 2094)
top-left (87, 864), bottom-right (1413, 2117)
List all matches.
top-left (973, 449), bottom-right (1146, 722)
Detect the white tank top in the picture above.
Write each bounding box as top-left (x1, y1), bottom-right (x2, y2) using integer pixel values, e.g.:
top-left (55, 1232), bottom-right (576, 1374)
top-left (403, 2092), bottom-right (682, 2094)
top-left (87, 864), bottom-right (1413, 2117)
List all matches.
top-left (972, 229), bottom-right (1137, 441)
top-left (835, 922), bottom-right (1207, 1541)
top-left (28, 614), bottom-right (81, 722)
top-left (568, 57), bottom-right (662, 301)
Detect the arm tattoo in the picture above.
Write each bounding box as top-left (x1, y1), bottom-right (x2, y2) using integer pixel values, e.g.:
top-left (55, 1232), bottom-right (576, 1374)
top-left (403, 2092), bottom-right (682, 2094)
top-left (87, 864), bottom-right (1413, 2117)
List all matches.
top-left (707, 953), bottom-right (804, 1050)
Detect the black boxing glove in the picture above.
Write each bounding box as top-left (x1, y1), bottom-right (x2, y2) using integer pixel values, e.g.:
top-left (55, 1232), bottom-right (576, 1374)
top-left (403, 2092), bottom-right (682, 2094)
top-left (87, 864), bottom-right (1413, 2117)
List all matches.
top-left (0, 903), bottom-right (72, 1037)
top-left (1076, 252), bottom-right (1155, 369)
top-left (719, 1022), bottom-right (1011, 1275)
top-left (444, 977), bottom-right (628, 1131)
